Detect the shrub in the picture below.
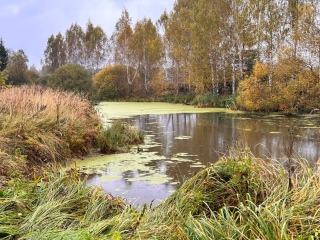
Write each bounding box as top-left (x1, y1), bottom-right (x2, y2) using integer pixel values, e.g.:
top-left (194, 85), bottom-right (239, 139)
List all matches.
top-left (48, 63), bottom-right (94, 94)
top-left (191, 93), bottom-right (237, 109)
top-left (238, 60), bottom-right (320, 114)
top-left (93, 65), bottom-right (136, 100)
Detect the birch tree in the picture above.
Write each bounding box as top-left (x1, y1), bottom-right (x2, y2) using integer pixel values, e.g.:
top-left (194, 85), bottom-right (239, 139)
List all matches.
top-left (83, 20), bottom-right (108, 75)
top-left (133, 18), bottom-right (163, 94)
top-left (44, 33), bottom-right (66, 73)
top-left (112, 9), bottom-right (137, 95)
top-left (65, 23), bottom-right (85, 65)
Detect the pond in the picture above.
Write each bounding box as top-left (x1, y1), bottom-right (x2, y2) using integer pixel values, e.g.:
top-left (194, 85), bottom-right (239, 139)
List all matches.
top-left (75, 102), bottom-right (320, 206)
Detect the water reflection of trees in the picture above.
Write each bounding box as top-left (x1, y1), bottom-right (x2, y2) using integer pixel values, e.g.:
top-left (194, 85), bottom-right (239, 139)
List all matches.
top-left (129, 112), bottom-right (320, 167)
top-left (121, 114), bottom-right (320, 193)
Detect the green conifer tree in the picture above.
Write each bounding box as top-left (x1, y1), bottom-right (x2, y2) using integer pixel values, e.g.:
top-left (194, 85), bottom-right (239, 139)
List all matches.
top-left (0, 37), bottom-right (9, 71)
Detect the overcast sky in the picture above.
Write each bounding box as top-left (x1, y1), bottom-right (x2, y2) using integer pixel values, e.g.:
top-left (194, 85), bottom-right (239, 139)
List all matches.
top-left (0, 0), bottom-right (175, 69)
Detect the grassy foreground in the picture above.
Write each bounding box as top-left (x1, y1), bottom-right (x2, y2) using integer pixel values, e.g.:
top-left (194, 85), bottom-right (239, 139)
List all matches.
top-left (1, 148), bottom-right (320, 239)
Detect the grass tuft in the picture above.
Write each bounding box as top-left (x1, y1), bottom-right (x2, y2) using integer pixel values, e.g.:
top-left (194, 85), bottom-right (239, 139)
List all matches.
top-left (191, 93), bottom-right (238, 109)
top-left (97, 120), bottom-right (144, 154)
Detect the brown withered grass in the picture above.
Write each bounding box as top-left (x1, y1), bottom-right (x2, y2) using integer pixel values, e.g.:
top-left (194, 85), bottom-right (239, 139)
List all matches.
top-left (0, 85), bottom-right (101, 176)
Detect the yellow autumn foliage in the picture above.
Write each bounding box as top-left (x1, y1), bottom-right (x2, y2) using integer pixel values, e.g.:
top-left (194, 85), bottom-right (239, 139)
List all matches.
top-left (238, 59), bottom-right (320, 114)
top-left (93, 65), bottom-right (132, 100)
top-left (253, 61), bottom-right (268, 79)
top-left (0, 70), bottom-right (7, 89)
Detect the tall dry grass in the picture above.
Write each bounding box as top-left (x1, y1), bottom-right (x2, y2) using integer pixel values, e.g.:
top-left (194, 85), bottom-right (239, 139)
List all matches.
top-left (0, 86), bottom-right (103, 176)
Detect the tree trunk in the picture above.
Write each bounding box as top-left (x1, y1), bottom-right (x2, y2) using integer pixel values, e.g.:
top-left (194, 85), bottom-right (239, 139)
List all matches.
top-left (232, 54), bottom-right (236, 95)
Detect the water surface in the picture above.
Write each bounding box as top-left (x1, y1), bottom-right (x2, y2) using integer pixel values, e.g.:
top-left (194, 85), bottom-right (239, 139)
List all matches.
top-left (77, 102), bottom-right (320, 206)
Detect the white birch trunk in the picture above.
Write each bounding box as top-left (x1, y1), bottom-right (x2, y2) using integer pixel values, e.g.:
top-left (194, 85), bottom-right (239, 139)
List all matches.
top-left (232, 54), bottom-right (236, 95)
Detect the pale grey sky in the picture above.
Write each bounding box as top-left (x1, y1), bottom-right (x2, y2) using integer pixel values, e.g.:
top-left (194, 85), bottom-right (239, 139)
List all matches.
top-left (0, 0), bottom-right (175, 69)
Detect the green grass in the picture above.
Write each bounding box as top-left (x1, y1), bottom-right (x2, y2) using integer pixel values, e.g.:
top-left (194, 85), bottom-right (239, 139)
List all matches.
top-left (148, 148), bottom-right (320, 239)
top-left (2, 148), bottom-right (320, 239)
top-left (191, 93), bottom-right (238, 109)
top-left (0, 168), bottom-right (133, 239)
top-left (97, 120), bottom-right (144, 154)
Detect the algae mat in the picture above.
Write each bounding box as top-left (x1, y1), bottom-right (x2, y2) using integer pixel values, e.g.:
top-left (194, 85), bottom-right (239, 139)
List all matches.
top-left (96, 102), bottom-right (244, 121)
top-left (74, 134), bottom-right (205, 206)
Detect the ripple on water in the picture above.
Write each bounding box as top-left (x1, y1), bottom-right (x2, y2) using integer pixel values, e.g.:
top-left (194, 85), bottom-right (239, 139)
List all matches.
top-left (99, 175), bottom-right (122, 182)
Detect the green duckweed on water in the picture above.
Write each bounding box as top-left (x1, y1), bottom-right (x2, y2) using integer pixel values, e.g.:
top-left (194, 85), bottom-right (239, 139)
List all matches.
top-left (170, 157), bottom-right (193, 162)
top-left (126, 173), bottom-right (173, 185)
top-left (190, 164), bottom-right (206, 168)
top-left (71, 149), bottom-right (203, 186)
top-left (73, 151), bottom-right (167, 175)
top-left (96, 102), bottom-right (245, 121)
top-left (174, 136), bottom-right (192, 140)
top-left (67, 130), bottom-right (204, 189)
top-left (174, 153), bottom-right (197, 157)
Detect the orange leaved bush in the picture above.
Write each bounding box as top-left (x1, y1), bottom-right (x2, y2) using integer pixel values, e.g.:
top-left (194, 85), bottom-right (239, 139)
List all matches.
top-left (238, 58), bottom-right (320, 114)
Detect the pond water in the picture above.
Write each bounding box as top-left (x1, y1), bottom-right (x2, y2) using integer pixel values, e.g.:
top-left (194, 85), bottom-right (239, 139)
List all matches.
top-left (75, 102), bottom-right (320, 206)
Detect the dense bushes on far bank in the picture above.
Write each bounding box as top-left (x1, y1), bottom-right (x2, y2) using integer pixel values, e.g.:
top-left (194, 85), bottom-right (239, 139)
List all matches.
top-left (237, 60), bottom-right (320, 115)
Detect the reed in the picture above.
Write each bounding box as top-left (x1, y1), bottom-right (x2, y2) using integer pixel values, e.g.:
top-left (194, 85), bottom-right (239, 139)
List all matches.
top-left (97, 120), bottom-right (144, 154)
top-left (191, 94), bottom-right (237, 109)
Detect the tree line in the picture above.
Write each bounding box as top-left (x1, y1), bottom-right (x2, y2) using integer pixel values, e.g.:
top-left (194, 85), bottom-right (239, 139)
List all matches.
top-left (40, 13), bottom-right (164, 98)
top-left (2, 0), bottom-right (320, 113)
top-left (0, 38), bottom-right (40, 86)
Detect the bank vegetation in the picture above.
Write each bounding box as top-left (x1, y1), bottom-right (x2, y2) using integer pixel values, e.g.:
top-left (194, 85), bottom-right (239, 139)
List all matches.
top-left (1, 146), bottom-right (320, 239)
top-left (0, 85), bottom-right (143, 179)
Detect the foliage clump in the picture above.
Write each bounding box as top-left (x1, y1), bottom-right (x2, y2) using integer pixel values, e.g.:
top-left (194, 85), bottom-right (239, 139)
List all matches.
top-left (46, 63), bottom-right (96, 94)
top-left (192, 94), bottom-right (237, 109)
top-left (0, 169), bottom-right (129, 239)
top-left (138, 149), bottom-right (320, 239)
top-left (0, 70), bottom-right (7, 89)
top-left (238, 58), bottom-right (320, 114)
top-left (93, 65), bottom-right (136, 99)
